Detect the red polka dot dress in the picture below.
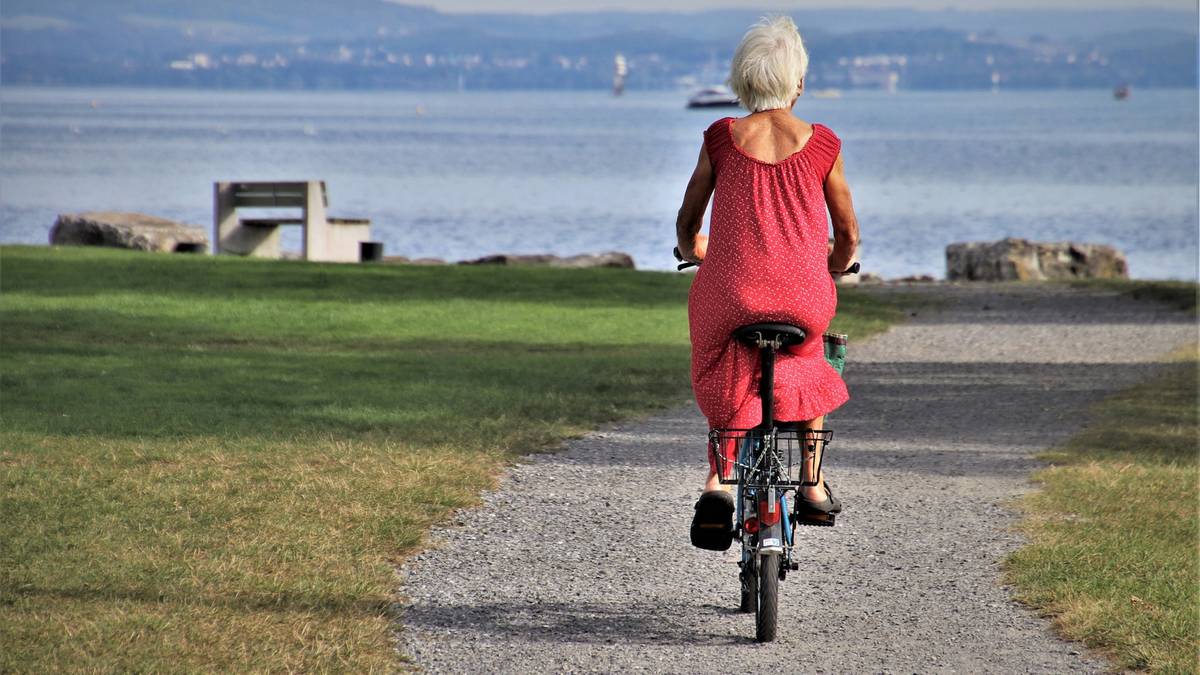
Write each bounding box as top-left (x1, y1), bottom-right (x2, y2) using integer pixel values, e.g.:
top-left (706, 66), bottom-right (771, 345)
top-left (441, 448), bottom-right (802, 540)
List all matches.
top-left (689, 116), bottom-right (849, 444)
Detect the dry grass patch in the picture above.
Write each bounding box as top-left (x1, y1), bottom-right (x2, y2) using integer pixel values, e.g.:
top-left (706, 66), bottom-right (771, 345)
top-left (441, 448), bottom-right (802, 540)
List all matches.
top-left (1006, 336), bottom-right (1199, 674)
top-left (3, 433), bottom-right (493, 672)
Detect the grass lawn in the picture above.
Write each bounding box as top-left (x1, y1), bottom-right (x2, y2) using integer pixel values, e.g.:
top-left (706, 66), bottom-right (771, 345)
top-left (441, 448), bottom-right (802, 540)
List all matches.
top-left (1068, 279), bottom-right (1198, 314)
top-left (1006, 304), bottom-right (1199, 675)
top-left (0, 245), bottom-right (900, 672)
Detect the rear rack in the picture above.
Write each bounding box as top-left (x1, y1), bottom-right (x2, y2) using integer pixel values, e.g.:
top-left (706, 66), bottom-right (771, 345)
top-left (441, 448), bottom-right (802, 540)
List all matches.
top-left (709, 428), bottom-right (833, 487)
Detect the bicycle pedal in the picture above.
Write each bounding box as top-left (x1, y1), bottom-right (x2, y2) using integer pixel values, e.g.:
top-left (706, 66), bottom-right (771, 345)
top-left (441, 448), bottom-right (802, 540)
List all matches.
top-left (795, 513), bottom-right (836, 527)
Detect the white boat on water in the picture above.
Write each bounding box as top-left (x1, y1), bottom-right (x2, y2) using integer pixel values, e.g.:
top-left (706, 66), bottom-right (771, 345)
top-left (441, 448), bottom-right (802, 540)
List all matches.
top-left (613, 53), bottom-right (627, 96)
top-left (686, 86), bottom-right (740, 109)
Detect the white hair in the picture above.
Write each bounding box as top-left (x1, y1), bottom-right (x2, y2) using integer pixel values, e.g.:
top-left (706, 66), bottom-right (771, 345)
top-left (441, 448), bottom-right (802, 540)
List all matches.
top-left (728, 16), bottom-right (809, 113)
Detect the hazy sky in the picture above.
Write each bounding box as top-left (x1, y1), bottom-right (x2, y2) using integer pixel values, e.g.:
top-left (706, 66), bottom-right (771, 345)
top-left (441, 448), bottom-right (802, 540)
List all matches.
top-left (418, 0), bottom-right (1197, 13)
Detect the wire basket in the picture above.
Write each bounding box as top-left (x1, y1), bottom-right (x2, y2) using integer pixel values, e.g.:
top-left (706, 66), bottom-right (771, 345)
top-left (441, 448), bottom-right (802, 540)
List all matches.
top-left (708, 427), bottom-right (833, 487)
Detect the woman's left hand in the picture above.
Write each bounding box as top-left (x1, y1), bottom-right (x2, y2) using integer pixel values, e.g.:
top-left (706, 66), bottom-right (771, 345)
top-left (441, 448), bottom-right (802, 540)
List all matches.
top-left (676, 145), bottom-right (716, 264)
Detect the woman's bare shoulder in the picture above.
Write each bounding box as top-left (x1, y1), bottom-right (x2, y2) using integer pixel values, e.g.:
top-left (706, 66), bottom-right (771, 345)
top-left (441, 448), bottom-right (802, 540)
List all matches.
top-left (705, 116), bottom-right (736, 133)
top-left (790, 117), bottom-right (815, 134)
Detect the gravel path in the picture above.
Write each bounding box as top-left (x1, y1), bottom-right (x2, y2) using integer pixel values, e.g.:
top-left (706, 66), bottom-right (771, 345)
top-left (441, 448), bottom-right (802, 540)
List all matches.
top-left (394, 283), bottom-right (1194, 673)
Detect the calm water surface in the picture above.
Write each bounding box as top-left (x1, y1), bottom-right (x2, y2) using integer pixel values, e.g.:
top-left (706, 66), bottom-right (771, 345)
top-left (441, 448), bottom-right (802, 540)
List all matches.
top-left (1, 87), bottom-right (1196, 278)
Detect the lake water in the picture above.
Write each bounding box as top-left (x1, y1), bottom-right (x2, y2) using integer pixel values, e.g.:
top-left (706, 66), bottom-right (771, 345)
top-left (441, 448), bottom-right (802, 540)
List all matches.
top-left (1, 87), bottom-right (1196, 278)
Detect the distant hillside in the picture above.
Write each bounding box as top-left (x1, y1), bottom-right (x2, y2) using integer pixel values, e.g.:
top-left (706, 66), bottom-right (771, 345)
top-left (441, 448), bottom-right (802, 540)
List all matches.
top-left (2, 1), bottom-right (1196, 90)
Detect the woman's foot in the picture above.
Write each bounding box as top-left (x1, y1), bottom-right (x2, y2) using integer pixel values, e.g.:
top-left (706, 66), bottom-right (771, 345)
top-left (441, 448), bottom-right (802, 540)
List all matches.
top-left (799, 480), bottom-right (841, 512)
top-left (690, 490), bottom-right (735, 550)
top-left (795, 481), bottom-right (841, 526)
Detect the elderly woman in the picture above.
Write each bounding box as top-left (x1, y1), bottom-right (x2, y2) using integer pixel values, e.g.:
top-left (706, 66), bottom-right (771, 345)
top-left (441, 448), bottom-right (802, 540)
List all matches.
top-left (677, 16), bottom-right (860, 546)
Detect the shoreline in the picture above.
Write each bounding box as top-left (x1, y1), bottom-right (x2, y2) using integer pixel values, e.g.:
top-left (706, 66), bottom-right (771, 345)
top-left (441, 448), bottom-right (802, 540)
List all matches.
top-left (5, 243), bottom-right (1198, 284)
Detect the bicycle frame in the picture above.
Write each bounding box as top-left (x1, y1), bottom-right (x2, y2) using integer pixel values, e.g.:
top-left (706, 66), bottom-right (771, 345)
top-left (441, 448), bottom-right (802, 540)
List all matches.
top-left (735, 431), bottom-right (793, 574)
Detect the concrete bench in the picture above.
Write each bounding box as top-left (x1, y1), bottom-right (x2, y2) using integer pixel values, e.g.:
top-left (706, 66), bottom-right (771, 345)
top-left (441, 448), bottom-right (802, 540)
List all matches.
top-left (213, 181), bottom-right (372, 262)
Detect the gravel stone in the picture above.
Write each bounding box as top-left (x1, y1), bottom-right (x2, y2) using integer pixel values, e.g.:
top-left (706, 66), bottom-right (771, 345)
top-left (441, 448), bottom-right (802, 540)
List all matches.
top-left (393, 282), bottom-right (1194, 673)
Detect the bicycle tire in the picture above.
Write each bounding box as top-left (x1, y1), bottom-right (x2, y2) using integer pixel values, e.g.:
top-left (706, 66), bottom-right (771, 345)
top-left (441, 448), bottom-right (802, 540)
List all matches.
top-left (756, 554), bottom-right (779, 642)
top-left (739, 556), bottom-right (757, 614)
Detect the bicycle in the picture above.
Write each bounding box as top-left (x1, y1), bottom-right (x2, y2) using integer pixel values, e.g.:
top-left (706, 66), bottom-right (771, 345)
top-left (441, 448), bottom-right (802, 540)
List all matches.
top-left (675, 247), bottom-right (857, 642)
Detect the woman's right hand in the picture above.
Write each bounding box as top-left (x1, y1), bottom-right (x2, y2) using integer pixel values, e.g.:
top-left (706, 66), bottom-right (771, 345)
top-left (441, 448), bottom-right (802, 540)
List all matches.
top-left (678, 233), bottom-right (709, 264)
top-left (824, 153), bottom-right (860, 272)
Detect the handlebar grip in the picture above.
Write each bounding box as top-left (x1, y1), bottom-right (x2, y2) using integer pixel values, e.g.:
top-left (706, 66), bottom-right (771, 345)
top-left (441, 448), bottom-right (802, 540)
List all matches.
top-left (674, 246), bottom-right (697, 270)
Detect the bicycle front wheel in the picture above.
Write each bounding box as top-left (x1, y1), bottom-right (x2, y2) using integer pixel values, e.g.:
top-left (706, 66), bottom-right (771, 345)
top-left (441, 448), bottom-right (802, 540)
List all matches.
top-left (755, 554), bottom-right (779, 642)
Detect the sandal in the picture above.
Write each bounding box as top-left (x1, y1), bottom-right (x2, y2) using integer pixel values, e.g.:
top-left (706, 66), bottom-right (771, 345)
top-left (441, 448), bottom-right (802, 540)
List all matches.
top-left (690, 490), bottom-right (735, 551)
top-left (824, 481), bottom-right (843, 514)
top-left (794, 481), bottom-right (841, 527)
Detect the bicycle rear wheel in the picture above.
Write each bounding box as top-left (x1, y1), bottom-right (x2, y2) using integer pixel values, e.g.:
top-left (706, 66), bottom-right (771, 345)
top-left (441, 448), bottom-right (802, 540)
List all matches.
top-left (756, 554), bottom-right (779, 642)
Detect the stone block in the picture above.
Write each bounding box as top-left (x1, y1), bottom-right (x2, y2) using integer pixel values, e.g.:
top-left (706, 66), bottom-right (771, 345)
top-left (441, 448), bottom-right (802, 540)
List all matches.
top-left (50, 211), bottom-right (208, 253)
top-left (946, 238), bottom-right (1128, 281)
top-left (460, 252), bottom-right (635, 269)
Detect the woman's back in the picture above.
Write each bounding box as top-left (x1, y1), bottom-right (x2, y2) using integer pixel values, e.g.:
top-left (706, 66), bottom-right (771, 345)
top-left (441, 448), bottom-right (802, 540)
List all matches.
top-left (699, 114), bottom-right (840, 296)
top-left (728, 112), bottom-right (814, 164)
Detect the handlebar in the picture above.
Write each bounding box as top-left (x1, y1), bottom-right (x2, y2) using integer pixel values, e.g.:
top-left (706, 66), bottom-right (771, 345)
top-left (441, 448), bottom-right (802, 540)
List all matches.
top-left (672, 247), bottom-right (697, 270)
top-left (673, 247), bottom-right (860, 275)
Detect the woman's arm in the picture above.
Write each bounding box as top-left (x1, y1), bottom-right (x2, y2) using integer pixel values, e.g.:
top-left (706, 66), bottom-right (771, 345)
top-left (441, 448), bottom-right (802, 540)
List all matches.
top-left (824, 153), bottom-right (860, 273)
top-left (675, 145), bottom-right (716, 263)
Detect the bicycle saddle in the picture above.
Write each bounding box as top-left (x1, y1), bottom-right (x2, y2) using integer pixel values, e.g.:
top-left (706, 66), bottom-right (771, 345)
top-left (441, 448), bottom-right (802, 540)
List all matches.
top-left (734, 323), bottom-right (807, 348)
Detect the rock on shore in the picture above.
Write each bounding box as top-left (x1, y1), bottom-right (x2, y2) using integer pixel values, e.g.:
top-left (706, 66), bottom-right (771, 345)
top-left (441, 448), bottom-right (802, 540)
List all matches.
top-left (50, 212), bottom-right (208, 253)
top-left (946, 238), bottom-right (1128, 281)
top-left (459, 251), bottom-right (635, 269)
top-left (383, 256), bottom-right (448, 265)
